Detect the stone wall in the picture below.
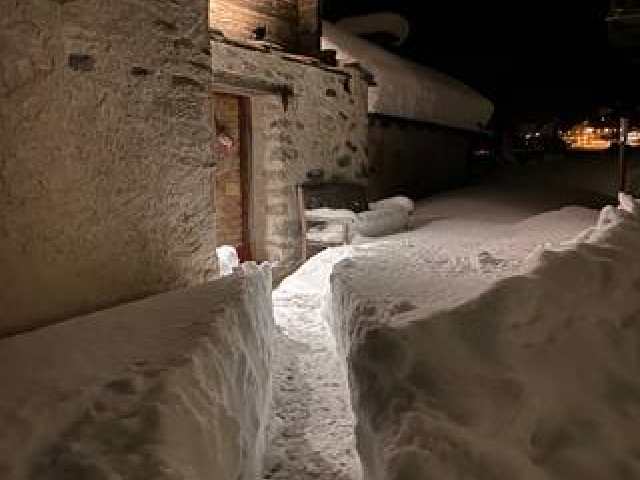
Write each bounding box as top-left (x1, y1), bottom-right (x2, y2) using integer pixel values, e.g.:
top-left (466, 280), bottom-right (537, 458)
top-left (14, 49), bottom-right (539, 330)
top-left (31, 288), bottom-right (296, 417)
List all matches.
top-left (0, 0), bottom-right (215, 336)
top-left (367, 115), bottom-right (473, 201)
top-left (213, 93), bottom-right (244, 247)
top-left (211, 40), bottom-right (369, 264)
top-left (210, 0), bottom-right (320, 56)
top-left (210, 0), bottom-right (298, 51)
top-left (297, 0), bottom-right (321, 56)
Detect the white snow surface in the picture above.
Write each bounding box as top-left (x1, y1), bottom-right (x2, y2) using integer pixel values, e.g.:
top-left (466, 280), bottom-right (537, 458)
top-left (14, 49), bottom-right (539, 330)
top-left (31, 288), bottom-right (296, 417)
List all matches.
top-left (265, 159), bottom-right (625, 480)
top-left (216, 245), bottom-right (240, 276)
top-left (329, 194), bottom-right (640, 480)
top-left (307, 222), bottom-right (350, 244)
top-left (0, 263), bottom-right (274, 480)
top-left (352, 208), bottom-right (410, 238)
top-left (265, 246), bottom-right (362, 480)
top-left (306, 208), bottom-right (357, 221)
top-left (369, 195), bottom-right (415, 213)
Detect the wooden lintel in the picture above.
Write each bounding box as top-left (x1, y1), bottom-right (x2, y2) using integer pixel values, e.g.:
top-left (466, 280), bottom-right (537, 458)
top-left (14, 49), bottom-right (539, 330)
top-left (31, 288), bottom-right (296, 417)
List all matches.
top-left (212, 71), bottom-right (294, 110)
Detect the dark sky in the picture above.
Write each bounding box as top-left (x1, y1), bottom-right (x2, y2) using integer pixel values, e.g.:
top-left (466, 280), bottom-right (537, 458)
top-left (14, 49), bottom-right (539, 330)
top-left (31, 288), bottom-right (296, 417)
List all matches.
top-left (323, 0), bottom-right (640, 127)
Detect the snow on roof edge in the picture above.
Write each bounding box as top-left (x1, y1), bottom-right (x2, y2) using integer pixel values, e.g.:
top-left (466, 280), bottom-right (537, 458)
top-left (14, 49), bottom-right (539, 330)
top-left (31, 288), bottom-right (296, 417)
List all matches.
top-left (321, 22), bottom-right (494, 131)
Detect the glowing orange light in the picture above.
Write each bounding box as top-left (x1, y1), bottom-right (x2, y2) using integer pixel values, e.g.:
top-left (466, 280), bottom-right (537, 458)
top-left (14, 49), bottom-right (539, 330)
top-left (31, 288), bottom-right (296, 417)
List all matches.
top-left (561, 122), bottom-right (612, 151)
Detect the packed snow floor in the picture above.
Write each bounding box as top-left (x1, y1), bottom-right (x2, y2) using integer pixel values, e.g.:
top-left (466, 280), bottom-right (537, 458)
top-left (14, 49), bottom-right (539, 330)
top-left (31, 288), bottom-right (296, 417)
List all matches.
top-left (262, 157), bottom-right (624, 480)
top-left (263, 246), bottom-right (361, 480)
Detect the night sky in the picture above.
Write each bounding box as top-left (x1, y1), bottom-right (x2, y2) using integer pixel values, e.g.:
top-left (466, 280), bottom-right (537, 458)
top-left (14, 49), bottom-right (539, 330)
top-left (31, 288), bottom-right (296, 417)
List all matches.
top-left (323, 0), bottom-right (640, 129)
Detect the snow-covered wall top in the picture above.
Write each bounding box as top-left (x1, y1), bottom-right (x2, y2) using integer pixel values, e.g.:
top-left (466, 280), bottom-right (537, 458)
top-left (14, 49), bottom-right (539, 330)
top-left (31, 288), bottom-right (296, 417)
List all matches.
top-left (0, 264), bottom-right (274, 480)
top-left (321, 22), bottom-right (494, 132)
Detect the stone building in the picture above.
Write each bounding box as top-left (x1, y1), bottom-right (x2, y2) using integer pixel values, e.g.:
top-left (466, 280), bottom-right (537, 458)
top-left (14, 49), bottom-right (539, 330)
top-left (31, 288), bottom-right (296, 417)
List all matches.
top-left (0, 0), bottom-right (369, 335)
top-left (210, 0), bottom-right (321, 56)
top-left (209, 0), bottom-right (370, 265)
top-left (0, 0), bottom-right (492, 335)
top-left (322, 22), bottom-right (495, 200)
top-left (1, 0), bottom-right (215, 335)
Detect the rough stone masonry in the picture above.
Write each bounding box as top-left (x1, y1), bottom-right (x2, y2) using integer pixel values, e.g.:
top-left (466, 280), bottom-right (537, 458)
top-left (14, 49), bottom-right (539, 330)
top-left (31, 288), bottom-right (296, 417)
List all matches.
top-left (211, 39), bottom-right (369, 264)
top-left (0, 0), bottom-right (217, 336)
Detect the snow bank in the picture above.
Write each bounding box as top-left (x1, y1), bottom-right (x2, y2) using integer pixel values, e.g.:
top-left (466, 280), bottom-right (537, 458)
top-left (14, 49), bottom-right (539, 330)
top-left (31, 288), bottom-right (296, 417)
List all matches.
top-left (369, 195), bottom-right (415, 214)
top-left (0, 263), bottom-right (274, 480)
top-left (353, 208), bottom-right (409, 237)
top-left (331, 194), bottom-right (640, 480)
top-left (216, 245), bottom-right (240, 276)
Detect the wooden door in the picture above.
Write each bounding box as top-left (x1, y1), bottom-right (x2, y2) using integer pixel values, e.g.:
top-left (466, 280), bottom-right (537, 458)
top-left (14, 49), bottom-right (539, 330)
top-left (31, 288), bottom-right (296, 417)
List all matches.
top-left (212, 93), bottom-right (252, 261)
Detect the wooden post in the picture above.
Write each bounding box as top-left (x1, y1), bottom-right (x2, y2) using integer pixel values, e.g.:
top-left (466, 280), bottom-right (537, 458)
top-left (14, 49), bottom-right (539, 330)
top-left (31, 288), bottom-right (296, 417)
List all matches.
top-left (239, 96), bottom-right (253, 261)
top-left (619, 117), bottom-right (629, 193)
top-left (297, 185), bottom-right (308, 260)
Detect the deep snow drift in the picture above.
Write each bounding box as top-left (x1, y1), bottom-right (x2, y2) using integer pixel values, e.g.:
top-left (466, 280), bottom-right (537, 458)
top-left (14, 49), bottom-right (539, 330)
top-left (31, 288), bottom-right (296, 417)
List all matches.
top-left (330, 194), bottom-right (640, 480)
top-left (265, 161), bottom-right (610, 479)
top-left (0, 264), bottom-right (274, 480)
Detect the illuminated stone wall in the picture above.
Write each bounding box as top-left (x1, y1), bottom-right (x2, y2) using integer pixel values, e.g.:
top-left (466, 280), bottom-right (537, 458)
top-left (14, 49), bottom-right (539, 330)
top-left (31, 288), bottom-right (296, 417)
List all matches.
top-left (0, 0), bottom-right (216, 336)
top-left (297, 0), bottom-right (321, 56)
top-left (210, 0), bottom-right (320, 56)
top-left (212, 40), bottom-right (369, 264)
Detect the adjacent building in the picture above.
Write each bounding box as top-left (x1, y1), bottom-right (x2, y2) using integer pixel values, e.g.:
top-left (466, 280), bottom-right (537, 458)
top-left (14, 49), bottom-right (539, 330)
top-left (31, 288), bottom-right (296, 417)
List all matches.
top-left (209, 1), bottom-right (370, 265)
top-left (322, 22), bottom-right (494, 200)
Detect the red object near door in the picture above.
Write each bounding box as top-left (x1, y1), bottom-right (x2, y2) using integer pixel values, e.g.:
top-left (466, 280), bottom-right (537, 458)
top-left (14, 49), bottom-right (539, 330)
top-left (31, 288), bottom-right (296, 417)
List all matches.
top-left (235, 243), bottom-right (251, 262)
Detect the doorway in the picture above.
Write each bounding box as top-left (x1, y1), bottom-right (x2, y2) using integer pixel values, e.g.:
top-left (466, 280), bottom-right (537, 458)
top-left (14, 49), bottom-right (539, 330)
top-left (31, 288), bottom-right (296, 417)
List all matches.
top-left (212, 92), bottom-right (252, 261)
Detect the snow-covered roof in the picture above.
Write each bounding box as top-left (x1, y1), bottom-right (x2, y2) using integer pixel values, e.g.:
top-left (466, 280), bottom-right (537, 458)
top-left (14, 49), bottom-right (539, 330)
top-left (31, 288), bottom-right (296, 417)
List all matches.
top-left (321, 22), bottom-right (494, 132)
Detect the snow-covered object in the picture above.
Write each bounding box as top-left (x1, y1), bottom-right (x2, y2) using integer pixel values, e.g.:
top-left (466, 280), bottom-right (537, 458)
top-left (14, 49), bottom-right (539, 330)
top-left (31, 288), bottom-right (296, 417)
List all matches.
top-left (0, 263), bottom-right (274, 480)
top-left (216, 245), bottom-right (240, 276)
top-left (307, 223), bottom-right (350, 244)
top-left (305, 208), bottom-right (357, 221)
top-left (330, 195), bottom-right (640, 480)
top-left (353, 208), bottom-right (409, 237)
top-left (322, 22), bottom-right (493, 132)
top-left (369, 195), bottom-right (415, 213)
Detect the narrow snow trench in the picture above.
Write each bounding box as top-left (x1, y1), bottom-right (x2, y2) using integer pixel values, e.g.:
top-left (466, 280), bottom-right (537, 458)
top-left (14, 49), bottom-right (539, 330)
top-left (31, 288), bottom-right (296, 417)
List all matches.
top-left (262, 248), bottom-right (361, 480)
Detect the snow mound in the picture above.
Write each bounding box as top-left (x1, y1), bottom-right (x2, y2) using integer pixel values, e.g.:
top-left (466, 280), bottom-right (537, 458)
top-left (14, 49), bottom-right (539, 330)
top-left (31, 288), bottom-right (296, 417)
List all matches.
top-left (307, 222), bottom-right (350, 244)
top-left (331, 193), bottom-right (640, 480)
top-left (216, 245), bottom-right (240, 276)
top-left (306, 208), bottom-right (357, 221)
top-left (369, 195), bottom-right (414, 213)
top-left (353, 208), bottom-right (409, 237)
top-left (0, 263), bottom-right (274, 480)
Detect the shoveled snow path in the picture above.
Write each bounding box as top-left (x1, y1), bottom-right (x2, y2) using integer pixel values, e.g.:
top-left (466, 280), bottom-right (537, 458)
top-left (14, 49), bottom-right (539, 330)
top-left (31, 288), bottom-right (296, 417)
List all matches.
top-left (263, 249), bottom-right (361, 480)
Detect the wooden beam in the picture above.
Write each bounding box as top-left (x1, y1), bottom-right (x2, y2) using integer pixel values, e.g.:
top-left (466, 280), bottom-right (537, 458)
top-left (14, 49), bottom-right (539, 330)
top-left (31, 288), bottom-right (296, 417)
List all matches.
top-left (212, 71), bottom-right (293, 109)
